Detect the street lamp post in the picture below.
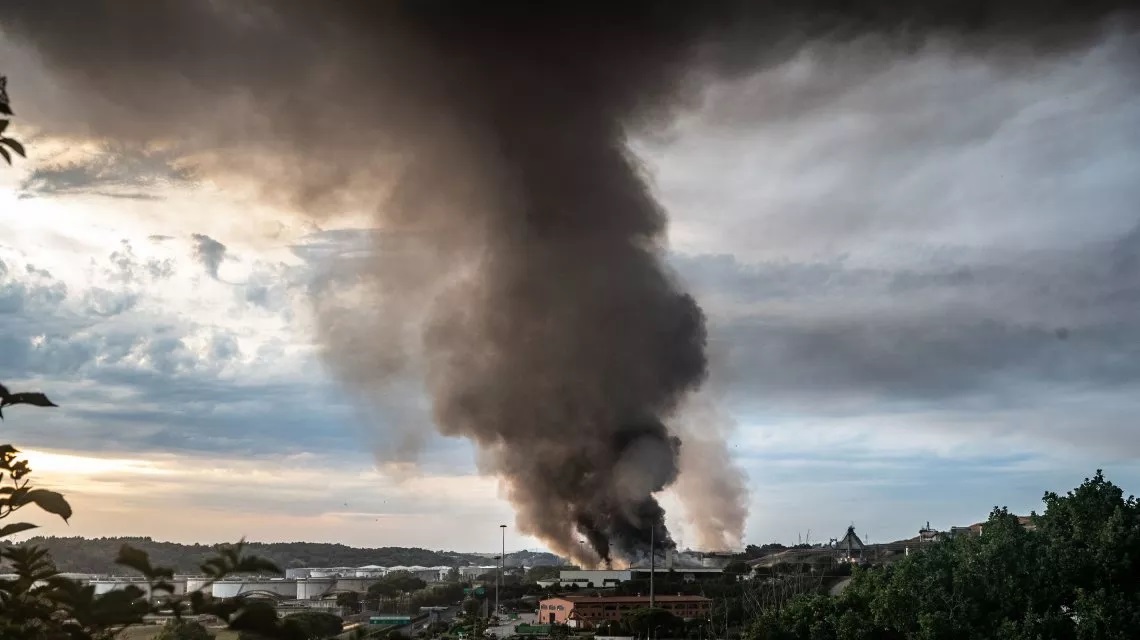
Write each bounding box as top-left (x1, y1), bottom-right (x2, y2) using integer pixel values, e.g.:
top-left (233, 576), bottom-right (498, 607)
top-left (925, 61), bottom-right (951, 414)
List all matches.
top-left (496, 524), bottom-right (506, 620)
top-left (649, 525), bottom-right (655, 609)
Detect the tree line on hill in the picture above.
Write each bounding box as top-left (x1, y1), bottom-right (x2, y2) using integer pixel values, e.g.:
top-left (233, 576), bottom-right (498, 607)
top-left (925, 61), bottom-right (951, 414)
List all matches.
top-left (744, 470), bottom-right (1140, 640)
top-left (0, 537), bottom-right (562, 575)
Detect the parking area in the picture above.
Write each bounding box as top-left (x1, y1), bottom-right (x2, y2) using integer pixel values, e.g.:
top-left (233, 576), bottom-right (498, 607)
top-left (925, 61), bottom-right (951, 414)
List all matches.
top-left (486, 612), bottom-right (538, 637)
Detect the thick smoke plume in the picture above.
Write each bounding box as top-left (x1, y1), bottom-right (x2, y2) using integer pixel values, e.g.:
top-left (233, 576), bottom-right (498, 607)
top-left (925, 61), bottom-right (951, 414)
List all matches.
top-left (3, 0), bottom-right (1134, 563)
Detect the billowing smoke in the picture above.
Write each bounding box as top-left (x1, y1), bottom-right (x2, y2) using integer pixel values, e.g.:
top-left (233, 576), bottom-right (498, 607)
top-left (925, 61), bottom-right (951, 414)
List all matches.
top-left (2, 0), bottom-right (1134, 563)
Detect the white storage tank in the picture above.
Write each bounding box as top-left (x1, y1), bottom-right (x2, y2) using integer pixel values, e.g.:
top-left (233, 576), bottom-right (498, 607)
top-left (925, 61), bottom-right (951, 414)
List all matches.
top-left (89, 576), bottom-right (187, 597)
top-left (184, 576), bottom-right (210, 593)
top-left (166, 577), bottom-right (188, 596)
top-left (309, 569), bottom-right (336, 578)
top-left (296, 577), bottom-right (336, 600)
top-left (90, 577), bottom-right (147, 595)
top-left (336, 577), bottom-right (380, 593)
top-left (211, 579), bottom-right (298, 599)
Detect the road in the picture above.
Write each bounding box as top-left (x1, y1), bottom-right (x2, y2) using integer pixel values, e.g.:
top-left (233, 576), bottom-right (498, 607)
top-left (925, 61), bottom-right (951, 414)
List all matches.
top-left (486, 612), bottom-right (538, 637)
top-left (828, 577), bottom-right (853, 596)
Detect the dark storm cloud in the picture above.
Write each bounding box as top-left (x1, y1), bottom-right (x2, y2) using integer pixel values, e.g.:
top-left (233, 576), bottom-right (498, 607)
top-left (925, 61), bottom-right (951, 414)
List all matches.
top-left (672, 221), bottom-right (1140, 410)
top-left (647, 30), bottom-right (1140, 263)
top-left (3, 0), bottom-right (1136, 562)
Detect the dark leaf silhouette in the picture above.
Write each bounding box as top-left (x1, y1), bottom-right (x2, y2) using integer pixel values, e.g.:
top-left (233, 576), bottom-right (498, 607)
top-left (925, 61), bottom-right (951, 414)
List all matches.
top-left (0, 382), bottom-right (60, 420)
top-left (117, 543), bottom-right (173, 580)
top-left (0, 380), bottom-right (291, 639)
top-left (1, 137), bottom-right (25, 158)
top-left (0, 522), bottom-right (38, 538)
top-left (20, 488), bottom-right (73, 523)
top-left (0, 78), bottom-right (17, 158)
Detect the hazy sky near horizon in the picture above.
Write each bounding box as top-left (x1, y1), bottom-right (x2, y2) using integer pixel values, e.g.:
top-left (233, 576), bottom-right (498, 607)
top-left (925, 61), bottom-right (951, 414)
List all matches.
top-left (2, 23), bottom-right (1140, 553)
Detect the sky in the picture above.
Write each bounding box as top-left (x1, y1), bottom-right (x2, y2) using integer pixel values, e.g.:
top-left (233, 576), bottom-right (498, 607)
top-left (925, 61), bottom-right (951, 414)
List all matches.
top-left (2, 22), bottom-right (1140, 554)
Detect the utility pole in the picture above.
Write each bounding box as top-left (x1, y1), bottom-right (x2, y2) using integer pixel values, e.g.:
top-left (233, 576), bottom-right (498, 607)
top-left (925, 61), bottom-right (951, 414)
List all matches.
top-left (649, 525), bottom-right (655, 609)
top-left (496, 524), bottom-right (506, 619)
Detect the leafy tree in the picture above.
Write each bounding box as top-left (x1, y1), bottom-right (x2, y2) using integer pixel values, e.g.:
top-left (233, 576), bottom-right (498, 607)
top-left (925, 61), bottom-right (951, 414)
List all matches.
top-left (745, 471), bottom-right (1140, 640)
top-left (0, 76), bottom-right (27, 165)
top-left (337, 590), bottom-right (362, 614)
top-left (524, 565), bottom-right (564, 583)
top-left (409, 581), bottom-right (466, 609)
top-left (282, 612), bottom-right (343, 639)
top-left (369, 571), bottom-right (429, 598)
top-left (155, 619), bottom-right (215, 640)
top-left (0, 383), bottom-right (351, 640)
top-left (723, 561), bottom-right (753, 576)
top-left (624, 608), bottom-right (683, 638)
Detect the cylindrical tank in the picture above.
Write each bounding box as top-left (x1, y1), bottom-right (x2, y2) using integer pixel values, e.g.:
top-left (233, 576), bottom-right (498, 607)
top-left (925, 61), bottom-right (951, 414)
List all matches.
top-left (296, 577), bottom-right (336, 600)
top-left (286, 568), bottom-right (313, 579)
top-left (184, 576), bottom-right (210, 593)
top-left (309, 569), bottom-right (336, 578)
top-left (211, 579), bottom-right (298, 599)
top-left (91, 578), bottom-right (151, 596)
top-left (166, 578), bottom-right (188, 596)
top-left (336, 577), bottom-right (380, 593)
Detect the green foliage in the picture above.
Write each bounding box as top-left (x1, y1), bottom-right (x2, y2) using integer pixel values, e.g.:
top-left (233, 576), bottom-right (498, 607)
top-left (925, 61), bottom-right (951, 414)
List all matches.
top-left (0, 76), bottom-right (26, 165)
top-left (0, 381), bottom-right (336, 640)
top-left (741, 544), bottom-right (788, 560)
top-left (723, 561), bottom-right (753, 576)
top-left (409, 581), bottom-right (465, 609)
top-left (623, 608), bottom-right (683, 638)
top-left (369, 571), bottom-right (428, 598)
top-left (523, 565), bottom-right (563, 583)
top-left (155, 619), bottom-right (215, 640)
top-left (745, 471), bottom-right (1140, 640)
top-left (282, 612), bottom-right (343, 639)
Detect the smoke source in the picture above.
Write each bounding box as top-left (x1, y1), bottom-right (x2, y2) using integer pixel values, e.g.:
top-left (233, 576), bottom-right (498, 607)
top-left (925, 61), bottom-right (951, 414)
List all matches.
top-left (3, 1), bottom-right (1134, 563)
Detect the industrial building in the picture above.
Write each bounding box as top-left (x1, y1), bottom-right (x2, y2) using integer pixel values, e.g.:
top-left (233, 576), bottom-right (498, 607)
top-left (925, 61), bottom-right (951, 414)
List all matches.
top-left (538, 595), bottom-right (712, 628)
top-left (457, 565), bottom-right (501, 578)
top-left (541, 564), bottom-right (725, 589)
top-left (533, 549), bottom-right (729, 589)
top-left (285, 565), bottom-right (453, 582)
top-left (77, 562), bottom-right (497, 603)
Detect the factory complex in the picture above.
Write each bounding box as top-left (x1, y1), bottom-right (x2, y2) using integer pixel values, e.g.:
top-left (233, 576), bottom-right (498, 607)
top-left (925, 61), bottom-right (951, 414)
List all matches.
top-left (0, 563), bottom-right (503, 606)
top-left (536, 550), bottom-right (735, 589)
top-left (539, 595), bottom-right (713, 628)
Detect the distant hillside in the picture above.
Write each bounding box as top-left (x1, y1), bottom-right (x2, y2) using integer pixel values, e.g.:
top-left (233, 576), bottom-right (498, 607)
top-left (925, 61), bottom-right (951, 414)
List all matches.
top-left (503, 549), bottom-right (564, 567)
top-left (5, 537), bottom-right (561, 575)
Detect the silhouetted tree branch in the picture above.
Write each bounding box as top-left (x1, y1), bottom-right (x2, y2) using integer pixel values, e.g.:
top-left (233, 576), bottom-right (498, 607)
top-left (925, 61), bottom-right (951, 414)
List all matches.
top-left (0, 76), bottom-right (27, 165)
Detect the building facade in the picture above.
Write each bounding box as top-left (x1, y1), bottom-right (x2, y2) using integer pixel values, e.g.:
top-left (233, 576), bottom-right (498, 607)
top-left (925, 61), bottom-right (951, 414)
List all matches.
top-left (538, 595), bottom-right (712, 628)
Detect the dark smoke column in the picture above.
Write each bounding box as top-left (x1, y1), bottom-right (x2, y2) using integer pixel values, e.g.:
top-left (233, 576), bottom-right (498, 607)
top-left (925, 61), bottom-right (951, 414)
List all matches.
top-left (403, 5), bottom-right (715, 563)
